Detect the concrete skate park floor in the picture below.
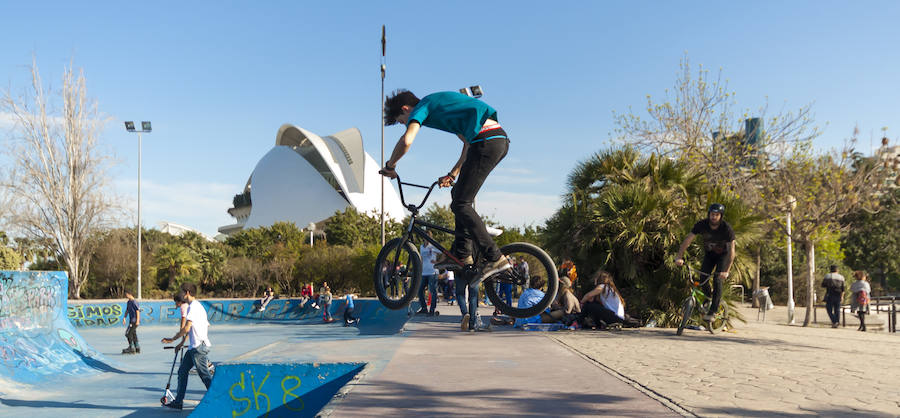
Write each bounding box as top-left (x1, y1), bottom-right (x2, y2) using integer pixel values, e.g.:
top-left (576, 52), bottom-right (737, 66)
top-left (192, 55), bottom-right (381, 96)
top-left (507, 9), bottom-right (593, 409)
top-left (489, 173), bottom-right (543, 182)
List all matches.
top-left (1, 307), bottom-right (678, 417)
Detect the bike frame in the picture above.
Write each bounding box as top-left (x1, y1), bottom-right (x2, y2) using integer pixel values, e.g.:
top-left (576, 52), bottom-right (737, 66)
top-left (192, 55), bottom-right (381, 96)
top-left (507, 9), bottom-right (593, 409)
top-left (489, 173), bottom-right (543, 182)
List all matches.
top-left (390, 176), bottom-right (471, 271)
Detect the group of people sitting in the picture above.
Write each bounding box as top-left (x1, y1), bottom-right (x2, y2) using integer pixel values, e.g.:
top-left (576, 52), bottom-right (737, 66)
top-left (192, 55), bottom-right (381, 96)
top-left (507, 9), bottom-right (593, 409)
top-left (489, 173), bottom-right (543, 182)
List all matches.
top-left (257, 282), bottom-right (360, 326)
top-left (514, 262), bottom-right (641, 330)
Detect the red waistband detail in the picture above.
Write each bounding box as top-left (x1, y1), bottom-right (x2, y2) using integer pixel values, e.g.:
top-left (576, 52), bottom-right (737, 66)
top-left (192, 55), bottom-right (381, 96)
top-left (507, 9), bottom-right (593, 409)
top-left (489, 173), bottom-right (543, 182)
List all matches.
top-left (479, 124), bottom-right (503, 133)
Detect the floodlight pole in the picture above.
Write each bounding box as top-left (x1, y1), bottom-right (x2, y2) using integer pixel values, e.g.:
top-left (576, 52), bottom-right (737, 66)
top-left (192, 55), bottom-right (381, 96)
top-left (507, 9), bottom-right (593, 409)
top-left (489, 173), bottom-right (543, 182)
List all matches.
top-left (125, 121), bottom-right (150, 300)
top-left (138, 130), bottom-right (142, 300)
top-left (380, 25), bottom-right (386, 246)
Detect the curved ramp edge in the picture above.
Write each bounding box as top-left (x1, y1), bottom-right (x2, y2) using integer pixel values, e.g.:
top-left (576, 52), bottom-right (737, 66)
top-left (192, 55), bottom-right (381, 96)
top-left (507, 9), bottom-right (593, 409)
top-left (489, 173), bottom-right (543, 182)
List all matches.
top-left (189, 362), bottom-right (365, 418)
top-left (0, 271), bottom-right (119, 384)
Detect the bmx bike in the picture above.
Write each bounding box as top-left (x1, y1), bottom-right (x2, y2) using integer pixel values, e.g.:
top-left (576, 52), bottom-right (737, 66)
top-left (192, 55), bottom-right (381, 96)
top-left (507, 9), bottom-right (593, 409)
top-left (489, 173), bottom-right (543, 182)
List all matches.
top-left (373, 176), bottom-right (558, 318)
top-left (676, 265), bottom-right (729, 335)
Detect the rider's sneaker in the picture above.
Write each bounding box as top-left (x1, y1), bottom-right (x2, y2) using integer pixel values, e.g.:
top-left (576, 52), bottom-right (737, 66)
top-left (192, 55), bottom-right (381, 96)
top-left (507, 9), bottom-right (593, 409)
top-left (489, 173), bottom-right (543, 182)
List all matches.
top-left (460, 314), bottom-right (470, 332)
top-left (702, 314), bottom-right (715, 322)
top-left (434, 254), bottom-right (473, 271)
top-left (468, 256), bottom-right (512, 288)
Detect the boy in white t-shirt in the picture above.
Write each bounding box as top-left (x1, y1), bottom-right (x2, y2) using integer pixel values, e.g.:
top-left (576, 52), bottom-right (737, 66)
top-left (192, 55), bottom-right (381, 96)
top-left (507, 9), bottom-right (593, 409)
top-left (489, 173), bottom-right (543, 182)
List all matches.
top-left (161, 283), bottom-right (212, 410)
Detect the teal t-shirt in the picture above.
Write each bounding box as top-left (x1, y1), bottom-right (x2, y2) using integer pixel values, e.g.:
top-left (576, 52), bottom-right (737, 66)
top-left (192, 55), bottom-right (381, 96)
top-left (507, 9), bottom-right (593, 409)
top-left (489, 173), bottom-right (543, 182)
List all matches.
top-left (407, 91), bottom-right (498, 143)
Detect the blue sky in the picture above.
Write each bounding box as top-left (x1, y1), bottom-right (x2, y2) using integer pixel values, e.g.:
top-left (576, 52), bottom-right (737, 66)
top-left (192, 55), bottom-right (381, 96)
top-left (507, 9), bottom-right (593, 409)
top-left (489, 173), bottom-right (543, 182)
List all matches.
top-left (2, 1), bottom-right (898, 237)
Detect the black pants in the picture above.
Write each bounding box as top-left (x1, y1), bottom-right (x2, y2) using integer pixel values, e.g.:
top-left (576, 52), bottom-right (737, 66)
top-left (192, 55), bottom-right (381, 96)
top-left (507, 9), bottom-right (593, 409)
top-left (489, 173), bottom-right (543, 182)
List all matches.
top-left (451, 136), bottom-right (509, 262)
top-left (343, 307), bottom-right (357, 326)
top-left (125, 323), bottom-right (139, 348)
top-left (583, 301), bottom-right (623, 325)
top-left (700, 252), bottom-right (727, 315)
top-left (825, 295), bottom-right (841, 324)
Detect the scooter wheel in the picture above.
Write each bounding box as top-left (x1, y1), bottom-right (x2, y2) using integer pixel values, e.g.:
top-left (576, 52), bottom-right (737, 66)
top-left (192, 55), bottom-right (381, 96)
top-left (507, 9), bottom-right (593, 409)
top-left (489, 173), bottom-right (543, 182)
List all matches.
top-left (160, 396), bottom-right (167, 405)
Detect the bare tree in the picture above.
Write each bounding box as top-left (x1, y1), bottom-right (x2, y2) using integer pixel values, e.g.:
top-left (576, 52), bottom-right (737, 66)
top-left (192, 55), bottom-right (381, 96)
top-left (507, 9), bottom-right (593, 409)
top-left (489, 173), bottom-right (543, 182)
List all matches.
top-left (1, 59), bottom-right (119, 298)
top-left (614, 55), bottom-right (820, 200)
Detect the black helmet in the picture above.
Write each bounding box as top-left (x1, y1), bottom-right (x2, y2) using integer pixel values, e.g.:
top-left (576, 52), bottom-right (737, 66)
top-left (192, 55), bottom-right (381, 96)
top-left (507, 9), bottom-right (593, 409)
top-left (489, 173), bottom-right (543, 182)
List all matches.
top-left (708, 203), bottom-right (725, 215)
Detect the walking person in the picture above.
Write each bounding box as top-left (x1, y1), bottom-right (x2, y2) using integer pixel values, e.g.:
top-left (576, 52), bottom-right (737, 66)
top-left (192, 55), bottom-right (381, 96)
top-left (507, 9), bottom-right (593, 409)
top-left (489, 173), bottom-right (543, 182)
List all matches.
top-left (121, 290), bottom-right (140, 354)
top-left (850, 271), bottom-right (871, 332)
top-left (161, 283), bottom-right (212, 410)
top-left (821, 265), bottom-right (846, 328)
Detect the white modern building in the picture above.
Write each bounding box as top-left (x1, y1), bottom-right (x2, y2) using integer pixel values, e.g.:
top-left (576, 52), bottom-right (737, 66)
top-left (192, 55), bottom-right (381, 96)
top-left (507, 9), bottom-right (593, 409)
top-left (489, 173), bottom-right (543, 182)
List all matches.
top-left (218, 124), bottom-right (406, 236)
top-left (158, 221), bottom-right (216, 241)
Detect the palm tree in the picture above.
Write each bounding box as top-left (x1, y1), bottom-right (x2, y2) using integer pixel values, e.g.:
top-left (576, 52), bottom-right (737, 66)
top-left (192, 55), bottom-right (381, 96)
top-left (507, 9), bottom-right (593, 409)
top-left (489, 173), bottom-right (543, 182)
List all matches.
top-left (199, 248), bottom-right (226, 293)
top-left (544, 145), bottom-right (763, 325)
top-left (154, 243), bottom-right (199, 291)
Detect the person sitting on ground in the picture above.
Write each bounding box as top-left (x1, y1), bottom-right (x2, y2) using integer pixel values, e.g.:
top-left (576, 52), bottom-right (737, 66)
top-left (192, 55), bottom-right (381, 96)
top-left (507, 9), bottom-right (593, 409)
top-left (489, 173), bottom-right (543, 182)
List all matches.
top-left (580, 270), bottom-right (627, 329)
top-left (850, 270), bottom-right (871, 332)
top-left (821, 265), bottom-right (845, 328)
top-left (259, 286), bottom-right (275, 311)
top-left (541, 266), bottom-right (581, 324)
top-left (514, 275), bottom-right (549, 328)
top-left (343, 293), bottom-right (359, 326)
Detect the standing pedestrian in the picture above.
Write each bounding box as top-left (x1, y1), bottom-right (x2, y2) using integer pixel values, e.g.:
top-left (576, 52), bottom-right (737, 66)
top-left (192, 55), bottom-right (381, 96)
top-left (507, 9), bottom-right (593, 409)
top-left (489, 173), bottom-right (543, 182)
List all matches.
top-left (121, 290), bottom-right (140, 354)
top-left (319, 282), bottom-right (334, 322)
top-left (850, 271), bottom-right (871, 332)
top-left (161, 283), bottom-right (212, 410)
top-left (821, 265), bottom-right (846, 328)
top-left (418, 230), bottom-right (441, 316)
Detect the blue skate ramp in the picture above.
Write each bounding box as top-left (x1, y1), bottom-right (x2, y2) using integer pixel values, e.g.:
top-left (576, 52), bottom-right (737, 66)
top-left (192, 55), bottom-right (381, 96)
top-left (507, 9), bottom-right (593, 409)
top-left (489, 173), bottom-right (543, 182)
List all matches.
top-left (68, 297), bottom-right (411, 335)
top-left (190, 362), bottom-right (365, 418)
top-left (0, 271), bottom-right (120, 385)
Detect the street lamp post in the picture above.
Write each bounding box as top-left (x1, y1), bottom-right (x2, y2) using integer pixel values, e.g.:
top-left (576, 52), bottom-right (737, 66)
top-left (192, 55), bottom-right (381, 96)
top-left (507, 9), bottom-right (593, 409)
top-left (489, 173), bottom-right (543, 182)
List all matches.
top-left (124, 121), bottom-right (151, 300)
top-left (786, 194), bottom-right (797, 324)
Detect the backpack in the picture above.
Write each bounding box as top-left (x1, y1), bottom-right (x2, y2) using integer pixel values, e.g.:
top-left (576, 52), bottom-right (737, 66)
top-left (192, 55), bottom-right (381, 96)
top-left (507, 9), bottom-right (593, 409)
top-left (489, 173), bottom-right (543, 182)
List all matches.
top-left (857, 290), bottom-right (869, 306)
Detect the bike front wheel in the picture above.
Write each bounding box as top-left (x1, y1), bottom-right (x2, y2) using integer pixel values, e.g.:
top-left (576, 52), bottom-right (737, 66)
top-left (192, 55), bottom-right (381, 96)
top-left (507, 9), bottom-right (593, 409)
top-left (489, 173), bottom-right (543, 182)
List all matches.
top-left (676, 297), bottom-right (694, 336)
top-left (485, 242), bottom-right (558, 318)
top-left (373, 238), bottom-right (422, 310)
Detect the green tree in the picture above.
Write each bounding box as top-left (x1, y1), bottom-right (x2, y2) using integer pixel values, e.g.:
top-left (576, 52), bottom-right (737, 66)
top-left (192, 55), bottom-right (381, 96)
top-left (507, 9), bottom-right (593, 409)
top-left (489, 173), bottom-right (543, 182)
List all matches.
top-left (198, 247), bottom-right (226, 293)
top-left (154, 243), bottom-right (199, 291)
top-left (324, 208), bottom-right (401, 247)
top-left (0, 246), bottom-right (23, 270)
top-left (842, 190), bottom-right (900, 290)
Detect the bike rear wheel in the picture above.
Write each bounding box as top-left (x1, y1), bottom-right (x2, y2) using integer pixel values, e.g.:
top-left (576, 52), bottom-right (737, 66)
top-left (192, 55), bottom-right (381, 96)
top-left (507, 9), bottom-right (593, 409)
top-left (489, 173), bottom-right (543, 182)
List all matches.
top-left (676, 297), bottom-right (694, 336)
top-left (373, 238), bottom-right (423, 310)
top-left (485, 242), bottom-right (558, 318)
top-left (701, 300), bottom-right (729, 334)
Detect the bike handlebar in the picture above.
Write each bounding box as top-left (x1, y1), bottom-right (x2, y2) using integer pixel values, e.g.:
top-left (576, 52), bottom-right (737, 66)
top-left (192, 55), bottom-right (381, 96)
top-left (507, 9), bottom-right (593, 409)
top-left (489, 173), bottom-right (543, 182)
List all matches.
top-left (389, 175), bottom-right (445, 213)
top-left (683, 265), bottom-right (714, 287)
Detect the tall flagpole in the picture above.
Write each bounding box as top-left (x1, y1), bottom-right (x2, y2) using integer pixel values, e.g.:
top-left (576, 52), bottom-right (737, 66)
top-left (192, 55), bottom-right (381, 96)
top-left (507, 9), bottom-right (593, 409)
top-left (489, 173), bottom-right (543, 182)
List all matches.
top-left (380, 25), bottom-right (386, 246)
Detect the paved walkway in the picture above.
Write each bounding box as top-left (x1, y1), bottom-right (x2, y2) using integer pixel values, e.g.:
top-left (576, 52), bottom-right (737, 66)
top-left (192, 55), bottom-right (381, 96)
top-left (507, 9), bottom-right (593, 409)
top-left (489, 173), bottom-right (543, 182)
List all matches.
top-left (330, 306), bottom-right (679, 417)
top-left (552, 305), bottom-right (900, 417)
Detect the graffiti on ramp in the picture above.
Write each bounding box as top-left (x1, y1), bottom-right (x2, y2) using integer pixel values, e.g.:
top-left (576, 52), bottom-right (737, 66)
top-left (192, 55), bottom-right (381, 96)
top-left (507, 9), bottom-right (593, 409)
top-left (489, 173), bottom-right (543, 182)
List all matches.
top-left (190, 362), bottom-right (365, 418)
top-left (0, 271), bottom-right (120, 384)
